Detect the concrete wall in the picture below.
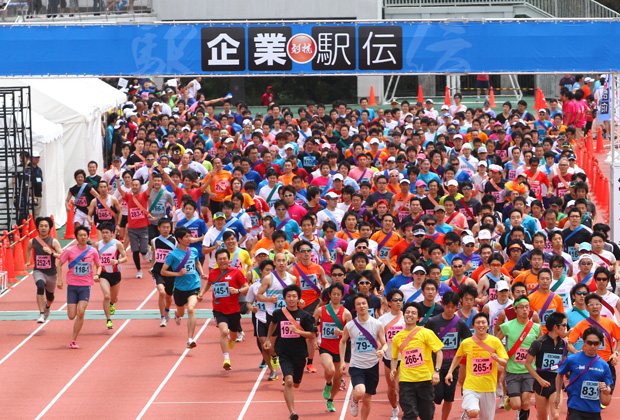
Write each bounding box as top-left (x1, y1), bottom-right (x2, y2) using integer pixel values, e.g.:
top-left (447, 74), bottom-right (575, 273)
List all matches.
top-left (153, 0), bottom-right (381, 21)
top-left (384, 4), bottom-right (549, 20)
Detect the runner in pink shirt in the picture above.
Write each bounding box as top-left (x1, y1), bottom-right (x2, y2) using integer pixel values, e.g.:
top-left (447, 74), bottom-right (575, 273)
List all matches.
top-left (58, 226), bottom-right (102, 349)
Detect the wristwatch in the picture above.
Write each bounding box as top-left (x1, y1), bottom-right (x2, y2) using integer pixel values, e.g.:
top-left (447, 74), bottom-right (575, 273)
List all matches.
top-left (434, 367), bottom-right (440, 372)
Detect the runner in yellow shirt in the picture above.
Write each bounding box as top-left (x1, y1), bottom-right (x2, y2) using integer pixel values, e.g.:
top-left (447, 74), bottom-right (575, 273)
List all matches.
top-left (391, 302), bottom-right (444, 420)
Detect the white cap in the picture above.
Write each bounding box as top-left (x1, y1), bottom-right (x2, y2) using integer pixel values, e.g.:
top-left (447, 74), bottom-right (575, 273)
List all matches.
top-left (370, 138), bottom-right (380, 145)
top-left (579, 253), bottom-right (593, 262)
top-left (325, 192), bottom-right (340, 199)
top-left (426, 99), bottom-right (434, 104)
top-left (125, 110), bottom-right (137, 117)
top-left (243, 118), bottom-right (252, 126)
top-left (413, 228), bottom-right (426, 236)
top-left (453, 134), bottom-right (463, 140)
top-left (462, 143), bottom-right (472, 149)
top-left (284, 144), bottom-right (295, 150)
top-left (412, 265), bottom-right (427, 274)
top-left (479, 230), bottom-right (492, 240)
top-left (478, 147), bottom-right (487, 153)
top-left (441, 105), bottom-right (450, 110)
top-left (478, 160), bottom-right (488, 167)
top-left (181, 126), bottom-right (191, 132)
top-left (333, 174), bottom-right (344, 181)
top-left (255, 248), bottom-right (270, 256)
top-left (496, 280), bottom-right (510, 292)
top-left (404, 113), bottom-right (413, 118)
top-left (462, 236), bottom-right (475, 245)
top-left (447, 180), bottom-right (459, 187)
top-left (321, 143), bottom-right (331, 149)
top-left (400, 178), bottom-right (411, 184)
top-left (254, 128), bottom-right (264, 134)
top-left (224, 138), bottom-right (235, 143)
top-left (387, 156), bottom-right (396, 162)
top-left (538, 109), bottom-right (547, 114)
top-left (489, 164), bottom-right (502, 173)
top-left (32, 151), bottom-right (40, 158)
top-left (404, 124), bottom-right (414, 130)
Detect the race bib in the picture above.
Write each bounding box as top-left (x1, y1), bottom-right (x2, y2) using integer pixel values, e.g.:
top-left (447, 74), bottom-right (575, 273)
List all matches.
top-left (299, 273), bottom-right (318, 291)
top-left (97, 208), bottom-right (112, 220)
top-left (213, 282), bottom-right (230, 298)
top-left (35, 255), bottom-right (51, 269)
top-left (403, 348), bottom-right (424, 368)
top-left (322, 322), bottom-right (338, 340)
top-left (558, 292), bottom-right (570, 309)
top-left (580, 380), bottom-right (600, 400)
top-left (155, 248), bottom-right (170, 263)
top-left (541, 309), bottom-right (556, 325)
top-left (190, 229), bottom-right (199, 238)
top-left (531, 184), bottom-right (541, 196)
top-left (249, 214), bottom-right (259, 228)
top-left (497, 150), bottom-right (508, 160)
top-left (378, 247), bottom-right (391, 260)
top-left (130, 207), bottom-right (144, 219)
top-left (508, 170), bottom-right (517, 180)
top-left (215, 180), bottom-right (227, 193)
top-left (441, 332), bottom-right (458, 350)
top-left (567, 246), bottom-right (579, 260)
top-left (76, 196), bottom-right (87, 207)
top-left (514, 347), bottom-right (529, 364)
top-left (274, 295), bottom-right (286, 310)
top-left (152, 201), bottom-right (165, 214)
top-left (280, 320), bottom-right (300, 338)
top-left (310, 251), bottom-right (320, 265)
top-left (73, 262), bottom-right (90, 276)
top-left (386, 325), bottom-right (404, 342)
top-left (184, 259), bottom-right (196, 274)
top-left (541, 353), bottom-right (562, 370)
top-left (472, 357), bottom-right (493, 376)
top-left (355, 336), bottom-right (374, 353)
top-left (544, 239), bottom-right (554, 252)
top-left (257, 302), bottom-right (266, 312)
top-left (100, 253), bottom-right (113, 265)
top-left (488, 288), bottom-right (497, 301)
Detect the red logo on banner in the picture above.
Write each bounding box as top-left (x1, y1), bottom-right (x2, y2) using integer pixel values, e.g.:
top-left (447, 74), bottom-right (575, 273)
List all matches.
top-left (287, 34), bottom-right (317, 64)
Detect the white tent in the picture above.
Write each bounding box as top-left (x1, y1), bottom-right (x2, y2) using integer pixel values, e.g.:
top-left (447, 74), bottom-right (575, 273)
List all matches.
top-left (0, 78), bottom-right (126, 227)
top-left (32, 112), bottom-right (66, 226)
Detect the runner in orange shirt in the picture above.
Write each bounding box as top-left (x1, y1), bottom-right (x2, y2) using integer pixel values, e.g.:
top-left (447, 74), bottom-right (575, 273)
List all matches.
top-left (371, 213), bottom-right (402, 287)
top-left (528, 268), bottom-right (564, 334)
top-left (512, 249), bottom-right (545, 294)
top-left (203, 157), bottom-right (232, 214)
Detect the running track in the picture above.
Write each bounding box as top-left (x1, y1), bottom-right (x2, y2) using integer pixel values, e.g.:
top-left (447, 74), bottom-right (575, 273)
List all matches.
top-left (1, 259), bottom-right (618, 419)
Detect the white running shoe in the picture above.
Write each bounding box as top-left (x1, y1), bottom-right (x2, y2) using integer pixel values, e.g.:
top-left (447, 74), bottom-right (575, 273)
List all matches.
top-left (147, 249), bottom-right (152, 262)
top-left (43, 304), bottom-right (51, 320)
top-left (187, 338), bottom-right (197, 349)
top-left (235, 331), bottom-right (245, 342)
top-left (37, 313), bottom-right (45, 323)
top-left (391, 406), bottom-right (400, 420)
top-left (160, 317), bottom-right (167, 327)
top-left (136, 270), bottom-right (143, 279)
top-left (350, 399), bottom-right (359, 417)
top-left (164, 311), bottom-right (170, 322)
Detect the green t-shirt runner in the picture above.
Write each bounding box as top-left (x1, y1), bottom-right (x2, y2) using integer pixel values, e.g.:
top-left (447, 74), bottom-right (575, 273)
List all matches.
top-left (500, 318), bottom-right (541, 374)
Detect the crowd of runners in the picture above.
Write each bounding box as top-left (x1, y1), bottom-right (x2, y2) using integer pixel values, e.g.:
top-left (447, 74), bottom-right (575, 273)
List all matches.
top-left (25, 75), bottom-right (619, 420)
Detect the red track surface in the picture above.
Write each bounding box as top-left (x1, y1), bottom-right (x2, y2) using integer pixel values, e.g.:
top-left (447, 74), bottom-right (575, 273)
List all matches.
top-left (1, 260), bottom-right (619, 420)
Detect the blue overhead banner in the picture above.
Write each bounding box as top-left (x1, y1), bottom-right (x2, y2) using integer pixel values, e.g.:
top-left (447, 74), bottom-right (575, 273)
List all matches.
top-left (1, 21), bottom-right (619, 76)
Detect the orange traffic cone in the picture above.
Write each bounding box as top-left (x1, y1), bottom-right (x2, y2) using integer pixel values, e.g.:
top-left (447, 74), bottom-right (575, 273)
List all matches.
top-left (12, 226), bottom-right (28, 276)
top-left (587, 131), bottom-right (594, 154)
top-left (50, 215), bottom-right (58, 240)
top-left (64, 204), bottom-right (75, 239)
top-left (28, 215), bottom-right (36, 240)
top-left (368, 86), bottom-right (377, 106)
top-left (534, 88), bottom-right (541, 111)
top-left (539, 88), bottom-right (549, 109)
top-left (444, 86), bottom-right (451, 107)
top-left (21, 219), bottom-right (29, 265)
top-left (596, 126), bottom-right (605, 153)
top-left (3, 232), bottom-right (15, 283)
top-left (489, 86), bottom-right (496, 107)
top-left (417, 85), bottom-right (424, 104)
top-left (90, 223), bottom-right (98, 240)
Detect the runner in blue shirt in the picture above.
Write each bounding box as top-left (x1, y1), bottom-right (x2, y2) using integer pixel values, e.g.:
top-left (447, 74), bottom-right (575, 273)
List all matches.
top-left (557, 326), bottom-right (613, 418)
top-left (176, 199), bottom-right (208, 265)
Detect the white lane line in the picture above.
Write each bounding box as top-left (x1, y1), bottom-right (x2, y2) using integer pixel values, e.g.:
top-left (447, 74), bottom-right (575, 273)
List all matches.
top-left (0, 302), bottom-right (68, 367)
top-left (34, 287), bottom-right (157, 420)
top-left (339, 379), bottom-right (354, 420)
top-left (237, 367), bottom-right (267, 419)
top-left (135, 318), bottom-right (212, 420)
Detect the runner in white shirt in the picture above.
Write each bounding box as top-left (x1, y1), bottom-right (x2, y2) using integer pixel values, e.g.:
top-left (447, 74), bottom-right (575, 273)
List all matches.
top-left (398, 265), bottom-right (428, 304)
top-left (548, 254), bottom-right (576, 311)
top-left (317, 192), bottom-right (345, 230)
top-left (593, 267), bottom-right (620, 324)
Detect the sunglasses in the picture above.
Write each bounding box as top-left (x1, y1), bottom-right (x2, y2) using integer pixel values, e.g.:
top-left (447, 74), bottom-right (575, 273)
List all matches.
top-left (580, 261), bottom-right (593, 266)
top-left (358, 281), bottom-right (371, 285)
top-left (284, 194), bottom-right (294, 197)
top-left (425, 223), bottom-right (436, 227)
top-left (551, 264), bottom-right (564, 268)
top-left (357, 245), bottom-right (368, 250)
top-left (299, 249), bottom-right (313, 254)
top-left (585, 340), bottom-right (601, 346)
top-left (575, 291), bottom-right (589, 296)
top-left (452, 265), bottom-right (464, 269)
top-left (596, 277), bottom-right (609, 281)
top-left (464, 244), bottom-right (475, 247)
top-left (276, 208), bottom-right (287, 211)
top-left (559, 323), bottom-right (568, 327)
top-left (444, 241), bottom-right (454, 246)
top-left (332, 272), bottom-right (345, 277)
top-left (391, 298), bottom-right (404, 302)
top-left (490, 263), bottom-right (502, 267)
